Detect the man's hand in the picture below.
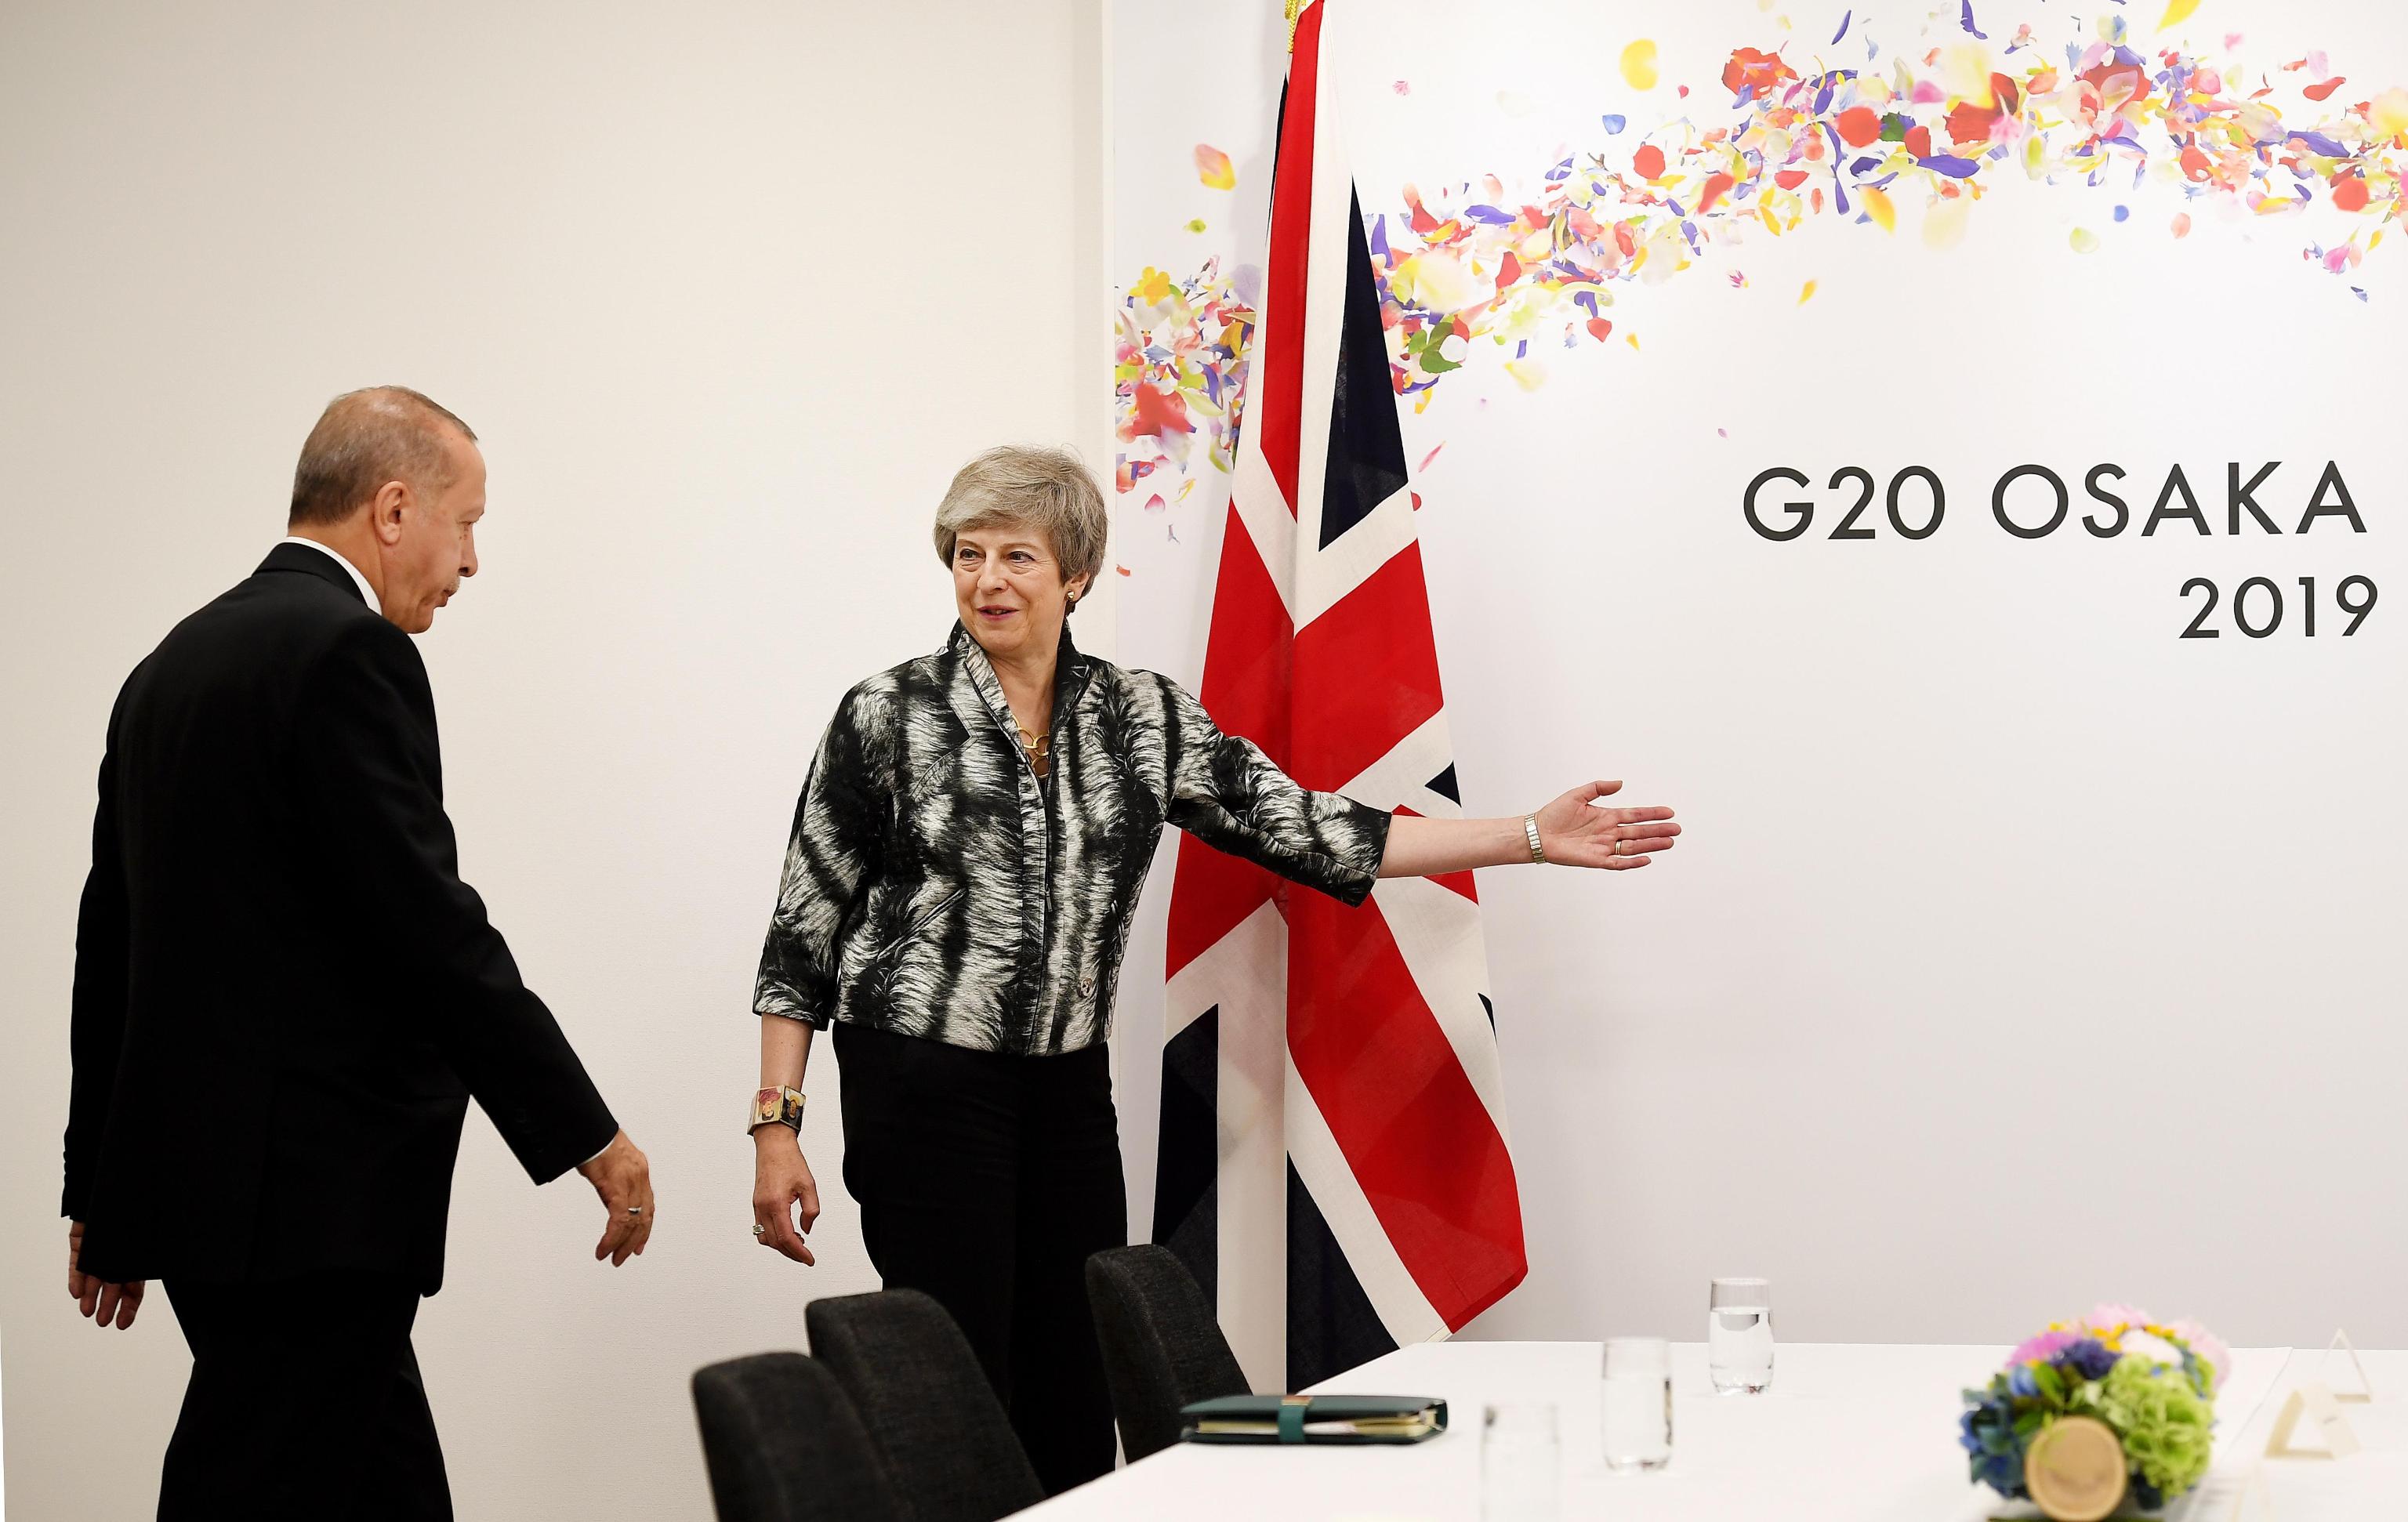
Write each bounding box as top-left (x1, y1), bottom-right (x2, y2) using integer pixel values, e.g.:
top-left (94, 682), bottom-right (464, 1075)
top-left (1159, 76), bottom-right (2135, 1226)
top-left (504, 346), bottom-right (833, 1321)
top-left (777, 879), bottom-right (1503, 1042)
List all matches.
top-left (67, 1221), bottom-right (144, 1329)
top-left (575, 1130), bottom-right (655, 1267)
top-left (752, 1127), bottom-right (821, 1267)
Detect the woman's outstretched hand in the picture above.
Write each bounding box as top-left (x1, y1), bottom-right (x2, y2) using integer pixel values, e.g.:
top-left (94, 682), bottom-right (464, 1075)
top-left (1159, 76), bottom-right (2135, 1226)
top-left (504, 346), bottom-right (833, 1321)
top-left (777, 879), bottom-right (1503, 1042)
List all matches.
top-left (1376, 782), bottom-right (1681, 878)
top-left (752, 1129), bottom-right (822, 1266)
top-left (1533, 781), bottom-right (1679, 869)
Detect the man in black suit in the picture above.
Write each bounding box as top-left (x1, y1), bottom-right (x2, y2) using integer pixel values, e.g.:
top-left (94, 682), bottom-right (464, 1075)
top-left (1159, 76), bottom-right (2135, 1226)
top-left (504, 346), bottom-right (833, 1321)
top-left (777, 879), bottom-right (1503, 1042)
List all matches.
top-left (63, 386), bottom-right (656, 1520)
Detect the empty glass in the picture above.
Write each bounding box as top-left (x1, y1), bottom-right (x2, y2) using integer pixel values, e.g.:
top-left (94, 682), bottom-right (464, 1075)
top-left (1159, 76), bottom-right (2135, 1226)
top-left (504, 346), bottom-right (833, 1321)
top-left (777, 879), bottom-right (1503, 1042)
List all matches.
top-left (1601, 1337), bottom-right (1673, 1471)
top-left (1709, 1277), bottom-right (1775, 1394)
top-left (1480, 1402), bottom-right (1560, 1520)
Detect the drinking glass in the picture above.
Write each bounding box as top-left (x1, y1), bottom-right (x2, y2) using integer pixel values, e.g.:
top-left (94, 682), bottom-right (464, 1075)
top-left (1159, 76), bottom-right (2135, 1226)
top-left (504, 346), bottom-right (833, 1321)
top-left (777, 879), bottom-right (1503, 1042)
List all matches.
top-left (1709, 1277), bottom-right (1775, 1394)
top-left (1479, 1402), bottom-right (1560, 1520)
top-left (1600, 1337), bottom-right (1673, 1472)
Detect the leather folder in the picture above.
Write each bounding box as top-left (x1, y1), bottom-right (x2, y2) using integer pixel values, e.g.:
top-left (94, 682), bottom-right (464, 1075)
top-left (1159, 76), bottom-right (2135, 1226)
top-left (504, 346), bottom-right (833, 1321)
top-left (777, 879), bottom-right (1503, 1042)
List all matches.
top-left (1177, 1393), bottom-right (1449, 1445)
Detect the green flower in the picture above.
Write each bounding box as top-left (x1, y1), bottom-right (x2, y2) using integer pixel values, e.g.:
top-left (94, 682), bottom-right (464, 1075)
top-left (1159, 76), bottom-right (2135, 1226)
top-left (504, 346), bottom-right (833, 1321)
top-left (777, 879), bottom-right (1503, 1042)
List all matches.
top-left (2085, 1356), bottom-right (2214, 1498)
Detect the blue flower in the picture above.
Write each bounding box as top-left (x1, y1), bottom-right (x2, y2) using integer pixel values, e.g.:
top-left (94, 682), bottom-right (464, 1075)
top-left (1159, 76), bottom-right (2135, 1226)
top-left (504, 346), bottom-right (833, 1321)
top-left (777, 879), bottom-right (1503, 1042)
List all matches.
top-left (2058, 1339), bottom-right (2118, 1381)
top-left (1960, 1381), bottom-right (2031, 1500)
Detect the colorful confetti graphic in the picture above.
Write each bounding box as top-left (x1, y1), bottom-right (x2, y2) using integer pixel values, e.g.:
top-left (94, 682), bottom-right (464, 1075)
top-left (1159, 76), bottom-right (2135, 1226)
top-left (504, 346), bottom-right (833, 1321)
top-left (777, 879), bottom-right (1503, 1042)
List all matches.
top-left (1119, 9), bottom-right (2408, 483)
top-left (1115, 257), bottom-right (1259, 489)
top-left (1195, 143), bottom-right (1238, 190)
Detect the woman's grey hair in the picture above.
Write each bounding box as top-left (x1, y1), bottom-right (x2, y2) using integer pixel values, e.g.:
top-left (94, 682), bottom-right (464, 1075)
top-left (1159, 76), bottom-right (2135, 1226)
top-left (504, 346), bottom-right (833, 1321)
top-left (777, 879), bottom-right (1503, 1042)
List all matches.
top-left (932, 446), bottom-right (1108, 603)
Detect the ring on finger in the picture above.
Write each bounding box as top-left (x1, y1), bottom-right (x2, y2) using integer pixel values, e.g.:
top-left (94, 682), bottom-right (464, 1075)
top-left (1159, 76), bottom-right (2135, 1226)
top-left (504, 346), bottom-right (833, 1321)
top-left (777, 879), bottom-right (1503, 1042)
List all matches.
top-left (751, 1223), bottom-right (767, 1238)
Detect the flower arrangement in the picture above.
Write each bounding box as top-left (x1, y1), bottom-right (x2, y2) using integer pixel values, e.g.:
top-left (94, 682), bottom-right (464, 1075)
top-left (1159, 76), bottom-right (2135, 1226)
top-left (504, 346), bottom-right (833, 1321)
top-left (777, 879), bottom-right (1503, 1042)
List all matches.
top-left (1960, 1306), bottom-right (2230, 1514)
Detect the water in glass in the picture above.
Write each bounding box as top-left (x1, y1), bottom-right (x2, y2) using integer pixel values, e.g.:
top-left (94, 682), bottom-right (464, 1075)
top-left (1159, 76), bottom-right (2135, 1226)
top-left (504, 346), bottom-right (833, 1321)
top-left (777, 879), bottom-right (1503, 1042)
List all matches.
top-left (1600, 1337), bottom-right (1672, 1472)
top-left (1709, 1277), bottom-right (1774, 1394)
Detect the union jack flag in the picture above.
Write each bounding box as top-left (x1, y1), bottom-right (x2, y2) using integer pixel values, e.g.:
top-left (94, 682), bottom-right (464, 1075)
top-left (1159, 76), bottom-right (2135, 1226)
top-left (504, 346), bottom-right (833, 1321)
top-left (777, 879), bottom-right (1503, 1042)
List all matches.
top-left (1154, 0), bottom-right (1528, 1391)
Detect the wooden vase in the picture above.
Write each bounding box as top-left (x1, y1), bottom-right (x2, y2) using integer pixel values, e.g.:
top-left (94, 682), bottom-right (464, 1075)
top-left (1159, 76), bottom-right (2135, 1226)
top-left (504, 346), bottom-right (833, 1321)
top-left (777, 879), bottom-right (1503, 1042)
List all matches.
top-left (2022, 1415), bottom-right (2128, 1522)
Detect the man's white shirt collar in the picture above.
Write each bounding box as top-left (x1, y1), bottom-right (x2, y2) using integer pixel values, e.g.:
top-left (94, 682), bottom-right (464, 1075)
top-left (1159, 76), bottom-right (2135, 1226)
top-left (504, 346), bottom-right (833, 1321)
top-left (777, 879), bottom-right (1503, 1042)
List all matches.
top-left (277, 537), bottom-right (379, 611)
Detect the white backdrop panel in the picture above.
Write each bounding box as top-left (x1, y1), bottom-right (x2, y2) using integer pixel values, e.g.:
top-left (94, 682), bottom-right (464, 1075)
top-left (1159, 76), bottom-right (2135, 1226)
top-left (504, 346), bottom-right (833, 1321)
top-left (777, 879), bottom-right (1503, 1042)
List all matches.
top-left (1111, 0), bottom-right (2408, 1351)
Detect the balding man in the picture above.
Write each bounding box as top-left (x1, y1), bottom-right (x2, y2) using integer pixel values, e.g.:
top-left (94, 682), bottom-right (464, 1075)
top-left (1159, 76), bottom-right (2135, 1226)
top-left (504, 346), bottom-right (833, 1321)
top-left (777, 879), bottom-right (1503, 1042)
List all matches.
top-left (63, 386), bottom-right (654, 1519)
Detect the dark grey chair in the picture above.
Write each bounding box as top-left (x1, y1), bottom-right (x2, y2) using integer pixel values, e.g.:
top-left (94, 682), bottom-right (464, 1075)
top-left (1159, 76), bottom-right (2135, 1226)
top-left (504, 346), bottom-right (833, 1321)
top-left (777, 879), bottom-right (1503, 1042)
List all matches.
top-left (805, 1288), bottom-right (1043, 1522)
top-left (691, 1351), bottom-right (904, 1522)
top-left (1085, 1245), bottom-right (1251, 1462)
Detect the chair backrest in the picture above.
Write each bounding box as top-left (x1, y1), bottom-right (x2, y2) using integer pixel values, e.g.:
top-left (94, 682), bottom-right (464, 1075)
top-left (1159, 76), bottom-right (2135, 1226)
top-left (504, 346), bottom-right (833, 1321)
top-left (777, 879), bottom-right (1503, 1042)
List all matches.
top-left (1084, 1245), bottom-right (1252, 1462)
top-left (691, 1351), bottom-right (905, 1522)
top-left (805, 1288), bottom-right (1045, 1522)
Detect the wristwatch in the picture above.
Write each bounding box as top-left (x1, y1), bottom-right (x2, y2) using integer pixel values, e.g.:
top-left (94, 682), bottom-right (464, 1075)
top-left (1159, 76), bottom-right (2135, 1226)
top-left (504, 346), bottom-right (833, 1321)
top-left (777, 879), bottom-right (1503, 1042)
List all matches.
top-left (748, 1085), bottom-right (806, 1134)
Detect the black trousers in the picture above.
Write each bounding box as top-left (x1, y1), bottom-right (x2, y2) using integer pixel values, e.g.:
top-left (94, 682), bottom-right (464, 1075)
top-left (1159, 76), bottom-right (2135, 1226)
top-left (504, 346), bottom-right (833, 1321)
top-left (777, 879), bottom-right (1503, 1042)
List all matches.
top-left (836, 1020), bottom-right (1129, 1495)
top-left (159, 1275), bottom-right (452, 1521)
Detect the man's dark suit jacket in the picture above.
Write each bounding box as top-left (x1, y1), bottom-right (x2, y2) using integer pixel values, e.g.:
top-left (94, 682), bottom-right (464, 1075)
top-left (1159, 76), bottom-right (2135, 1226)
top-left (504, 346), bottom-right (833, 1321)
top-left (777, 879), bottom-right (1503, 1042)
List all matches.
top-left (65, 542), bottom-right (617, 1294)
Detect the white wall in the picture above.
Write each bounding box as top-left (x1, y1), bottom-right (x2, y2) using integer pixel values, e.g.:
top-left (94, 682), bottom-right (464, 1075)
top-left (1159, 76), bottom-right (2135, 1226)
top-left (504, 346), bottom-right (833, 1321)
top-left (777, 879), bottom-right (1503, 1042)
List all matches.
top-left (0, 2), bottom-right (1108, 1516)
top-left (1112, 0), bottom-right (2408, 1357)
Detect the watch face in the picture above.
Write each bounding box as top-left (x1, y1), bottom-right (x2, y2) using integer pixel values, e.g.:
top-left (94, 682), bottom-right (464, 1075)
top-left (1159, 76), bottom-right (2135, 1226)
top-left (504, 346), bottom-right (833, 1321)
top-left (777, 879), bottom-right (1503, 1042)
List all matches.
top-left (748, 1087), bottom-right (803, 1132)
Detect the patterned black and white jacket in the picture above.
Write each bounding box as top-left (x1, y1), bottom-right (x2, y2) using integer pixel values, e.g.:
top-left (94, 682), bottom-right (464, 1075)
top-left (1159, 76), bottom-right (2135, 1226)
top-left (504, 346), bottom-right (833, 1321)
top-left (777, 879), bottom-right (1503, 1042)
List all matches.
top-left (753, 621), bottom-right (1392, 1055)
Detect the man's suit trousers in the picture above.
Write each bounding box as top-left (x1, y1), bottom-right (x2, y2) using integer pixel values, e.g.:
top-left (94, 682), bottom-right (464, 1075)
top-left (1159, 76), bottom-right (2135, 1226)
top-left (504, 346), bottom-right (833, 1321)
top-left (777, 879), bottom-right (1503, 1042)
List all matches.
top-left (160, 1275), bottom-right (452, 1520)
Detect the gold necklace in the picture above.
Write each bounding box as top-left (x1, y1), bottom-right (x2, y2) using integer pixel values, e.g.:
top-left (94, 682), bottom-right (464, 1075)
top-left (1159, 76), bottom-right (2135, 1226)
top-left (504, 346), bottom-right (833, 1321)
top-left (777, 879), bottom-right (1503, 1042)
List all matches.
top-left (1014, 720), bottom-right (1051, 776)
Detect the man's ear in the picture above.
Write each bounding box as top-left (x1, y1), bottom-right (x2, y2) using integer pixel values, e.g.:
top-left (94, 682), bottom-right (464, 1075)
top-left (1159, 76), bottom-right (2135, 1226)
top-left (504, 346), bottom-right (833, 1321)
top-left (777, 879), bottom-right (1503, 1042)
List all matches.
top-left (369, 480), bottom-right (411, 546)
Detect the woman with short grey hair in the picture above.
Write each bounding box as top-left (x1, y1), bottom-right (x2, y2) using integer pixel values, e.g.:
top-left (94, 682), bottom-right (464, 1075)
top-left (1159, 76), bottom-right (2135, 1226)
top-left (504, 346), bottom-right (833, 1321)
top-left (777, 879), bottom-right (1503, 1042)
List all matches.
top-left (742, 444), bottom-right (1679, 1493)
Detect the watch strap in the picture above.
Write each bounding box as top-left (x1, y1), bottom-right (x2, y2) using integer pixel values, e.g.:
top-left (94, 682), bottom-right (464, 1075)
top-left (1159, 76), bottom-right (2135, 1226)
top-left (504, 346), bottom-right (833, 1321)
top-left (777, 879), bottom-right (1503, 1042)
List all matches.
top-left (748, 1085), bottom-right (806, 1134)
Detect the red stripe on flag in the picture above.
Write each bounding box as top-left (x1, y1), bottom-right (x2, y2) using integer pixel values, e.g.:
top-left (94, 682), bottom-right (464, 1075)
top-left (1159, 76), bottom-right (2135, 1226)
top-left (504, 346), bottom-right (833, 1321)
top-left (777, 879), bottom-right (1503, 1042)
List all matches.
top-left (1256, 0), bottom-right (1323, 516)
top-left (1168, 507), bottom-right (1293, 980)
top-left (1166, 823), bottom-right (1287, 983)
top-left (1290, 542), bottom-right (1444, 793)
top-left (1193, 508), bottom-right (1296, 767)
top-left (1287, 892), bottom-right (1527, 1329)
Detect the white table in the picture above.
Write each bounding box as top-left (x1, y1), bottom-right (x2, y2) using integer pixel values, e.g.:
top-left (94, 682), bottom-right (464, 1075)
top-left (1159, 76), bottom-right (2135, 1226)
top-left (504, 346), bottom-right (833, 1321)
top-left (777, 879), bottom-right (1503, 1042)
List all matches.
top-left (1021, 1341), bottom-right (2408, 1520)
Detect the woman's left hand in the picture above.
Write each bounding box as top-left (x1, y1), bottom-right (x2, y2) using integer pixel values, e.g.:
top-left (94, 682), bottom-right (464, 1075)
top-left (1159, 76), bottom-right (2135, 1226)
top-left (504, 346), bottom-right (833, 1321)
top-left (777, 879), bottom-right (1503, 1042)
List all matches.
top-left (1533, 781), bottom-right (1679, 869)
